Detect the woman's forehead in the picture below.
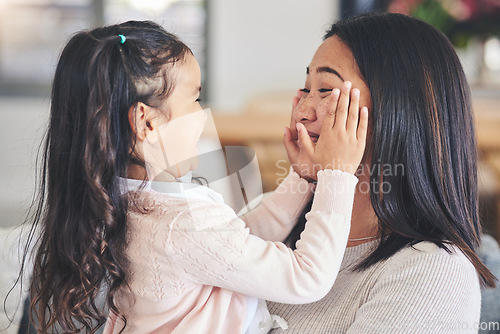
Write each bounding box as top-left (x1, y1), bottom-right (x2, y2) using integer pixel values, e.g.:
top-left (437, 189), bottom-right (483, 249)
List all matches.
top-left (309, 36), bottom-right (356, 75)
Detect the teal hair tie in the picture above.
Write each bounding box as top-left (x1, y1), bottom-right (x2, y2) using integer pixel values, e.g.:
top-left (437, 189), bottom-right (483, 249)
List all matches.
top-left (118, 34), bottom-right (126, 44)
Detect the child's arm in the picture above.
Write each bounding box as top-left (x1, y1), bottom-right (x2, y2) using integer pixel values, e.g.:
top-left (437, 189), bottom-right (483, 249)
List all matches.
top-left (171, 169), bottom-right (357, 304)
top-left (239, 169), bottom-right (314, 241)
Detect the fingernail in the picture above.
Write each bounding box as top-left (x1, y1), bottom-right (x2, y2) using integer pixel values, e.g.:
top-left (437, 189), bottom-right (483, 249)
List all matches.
top-left (352, 88), bottom-right (360, 97)
top-left (332, 88), bottom-right (340, 96)
top-left (344, 81), bottom-right (352, 90)
top-left (362, 107), bottom-right (368, 114)
top-left (296, 123), bottom-right (301, 132)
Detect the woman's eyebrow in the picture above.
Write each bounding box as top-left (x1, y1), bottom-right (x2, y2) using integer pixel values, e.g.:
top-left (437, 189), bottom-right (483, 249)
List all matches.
top-left (306, 66), bottom-right (345, 81)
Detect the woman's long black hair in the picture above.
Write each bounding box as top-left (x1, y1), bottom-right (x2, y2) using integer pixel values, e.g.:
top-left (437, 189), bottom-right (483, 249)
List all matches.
top-left (25, 21), bottom-right (191, 333)
top-left (285, 12), bottom-right (496, 288)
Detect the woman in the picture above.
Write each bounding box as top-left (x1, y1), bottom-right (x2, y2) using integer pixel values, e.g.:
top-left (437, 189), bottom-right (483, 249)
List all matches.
top-left (273, 12), bottom-right (496, 333)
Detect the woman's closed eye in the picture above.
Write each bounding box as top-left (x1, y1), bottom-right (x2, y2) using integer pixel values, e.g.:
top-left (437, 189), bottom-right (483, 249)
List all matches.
top-left (319, 88), bottom-right (333, 99)
top-left (299, 88), bottom-right (333, 96)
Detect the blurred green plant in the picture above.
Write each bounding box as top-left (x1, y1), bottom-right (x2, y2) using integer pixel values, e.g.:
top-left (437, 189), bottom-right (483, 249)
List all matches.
top-left (390, 0), bottom-right (500, 48)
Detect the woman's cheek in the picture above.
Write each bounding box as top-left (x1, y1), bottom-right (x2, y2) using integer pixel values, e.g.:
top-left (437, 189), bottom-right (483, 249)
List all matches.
top-left (317, 99), bottom-right (331, 117)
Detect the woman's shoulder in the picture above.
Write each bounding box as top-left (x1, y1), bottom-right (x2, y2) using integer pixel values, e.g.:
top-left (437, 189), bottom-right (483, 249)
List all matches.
top-left (359, 240), bottom-right (482, 327)
top-left (383, 241), bottom-right (476, 273)
top-left (392, 241), bottom-right (472, 265)
top-left (376, 241), bottom-right (479, 290)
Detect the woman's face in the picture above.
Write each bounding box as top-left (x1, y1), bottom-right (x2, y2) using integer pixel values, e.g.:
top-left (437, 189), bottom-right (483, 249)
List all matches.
top-left (292, 36), bottom-right (372, 143)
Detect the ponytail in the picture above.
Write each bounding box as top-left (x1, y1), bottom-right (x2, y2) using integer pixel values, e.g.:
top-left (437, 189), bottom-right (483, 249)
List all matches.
top-left (27, 21), bottom-right (191, 333)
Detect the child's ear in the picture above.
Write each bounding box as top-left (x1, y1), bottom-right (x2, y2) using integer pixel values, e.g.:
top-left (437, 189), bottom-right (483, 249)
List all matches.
top-left (128, 102), bottom-right (157, 142)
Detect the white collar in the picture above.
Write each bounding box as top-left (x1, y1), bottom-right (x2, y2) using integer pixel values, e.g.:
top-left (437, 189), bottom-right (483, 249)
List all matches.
top-left (175, 170), bottom-right (193, 183)
top-left (118, 174), bottom-right (224, 204)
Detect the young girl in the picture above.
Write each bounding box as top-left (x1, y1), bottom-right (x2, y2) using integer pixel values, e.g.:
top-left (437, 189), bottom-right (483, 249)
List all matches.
top-left (27, 21), bottom-right (368, 333)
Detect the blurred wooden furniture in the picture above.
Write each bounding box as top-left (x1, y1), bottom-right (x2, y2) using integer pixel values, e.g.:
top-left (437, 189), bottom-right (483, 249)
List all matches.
top-left (212, 92), bottom-right (293, 192)
top-left (475, 97), bottom-right (500, 156)
top-left (474, 94), bottom-right (500, 242)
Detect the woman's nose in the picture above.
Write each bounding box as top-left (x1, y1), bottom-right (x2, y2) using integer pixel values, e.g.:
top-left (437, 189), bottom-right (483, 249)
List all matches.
top-left (294, 96), bottom-right (317, 122)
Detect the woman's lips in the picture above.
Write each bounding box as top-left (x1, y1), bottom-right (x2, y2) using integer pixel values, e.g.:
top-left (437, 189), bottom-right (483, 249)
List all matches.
top-left (308, 131), bottom-right (319, 143)
top-left (291, 130), bottom-right (319, 143)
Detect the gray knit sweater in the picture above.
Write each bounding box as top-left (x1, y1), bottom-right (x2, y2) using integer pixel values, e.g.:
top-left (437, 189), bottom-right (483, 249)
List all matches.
top-left (268, 240), bottom-right (481, 334)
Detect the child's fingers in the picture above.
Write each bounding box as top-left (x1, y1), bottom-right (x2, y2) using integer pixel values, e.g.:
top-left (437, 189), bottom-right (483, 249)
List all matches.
top-left (296, 123), bottom-right (314, 158)
top-left (357, 107), bottom-right (369, 142)
top-left (292, 89), bottom-right (302, 110)
top-left (292, 96), bottom-right (300, 110)
top-left (320, 88), bottom-right (340, 135)
top-left (283, 126), bottom-right (299, 162)
top-left (334, 81), bottom-right (352, 129)
top-left (346, 88), bottom-right (360, 134)
top-left (296, 88), bottom-right (304, 100)
top-left (289, 116), bottom-right (298, 138)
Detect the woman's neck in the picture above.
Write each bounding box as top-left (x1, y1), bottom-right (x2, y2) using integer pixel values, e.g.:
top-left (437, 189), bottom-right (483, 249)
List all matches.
top-left (347, 176), bottom-right (379, 247)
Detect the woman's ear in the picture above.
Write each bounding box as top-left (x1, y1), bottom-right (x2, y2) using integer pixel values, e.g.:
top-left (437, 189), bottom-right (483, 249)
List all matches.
top-left (128, 102), bottom-right (157, 142)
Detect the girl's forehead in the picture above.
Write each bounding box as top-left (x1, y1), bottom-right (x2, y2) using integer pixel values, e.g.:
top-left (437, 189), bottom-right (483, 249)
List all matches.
top-left (172, 55), bottom-right (201, 90)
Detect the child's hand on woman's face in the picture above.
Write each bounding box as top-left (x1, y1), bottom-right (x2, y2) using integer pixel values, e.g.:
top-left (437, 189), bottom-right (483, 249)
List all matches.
top-left (283, 81), bottom-right (368, 179)
top-left (283, 89), bottom-right (302, 168)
